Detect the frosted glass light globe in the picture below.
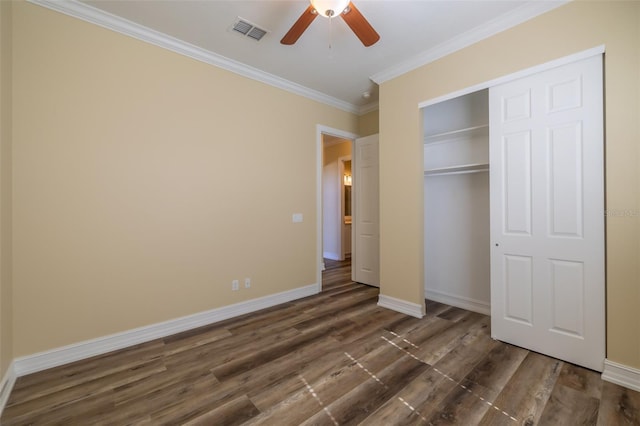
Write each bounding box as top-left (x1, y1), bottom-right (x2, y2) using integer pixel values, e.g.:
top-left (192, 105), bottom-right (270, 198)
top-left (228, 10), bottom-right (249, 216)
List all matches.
top-left (310, 0), bottom-right (350, 18)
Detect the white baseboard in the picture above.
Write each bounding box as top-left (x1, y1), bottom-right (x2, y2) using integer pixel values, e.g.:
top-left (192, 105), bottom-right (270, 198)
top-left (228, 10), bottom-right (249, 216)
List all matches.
top-left (378, 294), bottom-right (424, 318)
top-left (323, 251), bottom-right (341, 261)
top-left (13, 283), bottom-right (319, 377)
top-left (425, 288), bottom-right (490, 316)
top-left (602, 359), bottom-right (640, 392)
top-left (0, 361), bottom-right (16, 418)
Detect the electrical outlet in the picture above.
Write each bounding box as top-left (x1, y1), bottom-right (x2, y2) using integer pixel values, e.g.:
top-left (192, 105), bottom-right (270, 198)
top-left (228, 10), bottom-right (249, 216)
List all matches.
top-left (232, 279), bottom-right (239, 291)
top-left (244, 278), bottom-right (251, 288)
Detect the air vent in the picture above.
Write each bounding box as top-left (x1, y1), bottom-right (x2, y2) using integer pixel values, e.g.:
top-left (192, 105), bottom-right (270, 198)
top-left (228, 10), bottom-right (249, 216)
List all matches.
top-left (231, 18), bottom-right (268, 42)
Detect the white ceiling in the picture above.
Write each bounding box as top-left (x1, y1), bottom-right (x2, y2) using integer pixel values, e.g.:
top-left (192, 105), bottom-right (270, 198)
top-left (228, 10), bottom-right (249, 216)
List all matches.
top-left (69, 0), bottom-right (564, 113)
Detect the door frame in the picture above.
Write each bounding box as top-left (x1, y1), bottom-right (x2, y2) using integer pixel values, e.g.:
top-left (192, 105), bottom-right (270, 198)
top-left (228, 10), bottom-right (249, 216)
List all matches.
top-left (338, 155), bottom-right (352, 260)
top-left (316, 125), bottom-right (358, 291)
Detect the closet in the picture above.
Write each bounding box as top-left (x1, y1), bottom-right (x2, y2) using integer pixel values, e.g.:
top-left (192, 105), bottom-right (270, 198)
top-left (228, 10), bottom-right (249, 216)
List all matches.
top-left (421, 51), bottom-right (605, 371)
top-left (423, 89), bottom-right (490, 315)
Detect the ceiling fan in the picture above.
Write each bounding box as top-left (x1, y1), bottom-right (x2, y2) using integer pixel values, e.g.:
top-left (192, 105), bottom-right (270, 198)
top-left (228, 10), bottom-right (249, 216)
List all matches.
top-left (281, 0), bottom-right (380, 47)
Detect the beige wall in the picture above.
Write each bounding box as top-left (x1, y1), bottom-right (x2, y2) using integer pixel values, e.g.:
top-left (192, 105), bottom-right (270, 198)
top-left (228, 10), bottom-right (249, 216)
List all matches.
top-left (324, 107), bottom-right (378, 166)
top-left (323, 139), bottom-right (352, 166)
top-left (7, 0), bottom-right (638, 375)
top-left (358, 109), bottom-right (379, 137)
top-left (0, 0), bottom-right (13, 378)
top-left (379, 0), bottom-right (640, 368)
top-left (11, 2), bottom-right (358, 357)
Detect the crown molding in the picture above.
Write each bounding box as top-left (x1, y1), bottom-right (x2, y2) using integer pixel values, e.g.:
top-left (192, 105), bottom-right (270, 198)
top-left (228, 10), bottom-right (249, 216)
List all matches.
top-left (358, 100), bottom-right (379, 115)
top-left (27, 0), bottom-right (361, 115)
top-left (371, 1), bottom-right (569, 85)
top-left (26, 0), bottom-right (564, 115)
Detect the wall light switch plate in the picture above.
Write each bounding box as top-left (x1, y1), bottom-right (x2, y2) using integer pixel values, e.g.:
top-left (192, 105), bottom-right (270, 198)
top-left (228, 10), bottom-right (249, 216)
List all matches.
top-left (292, 213), bottom-right (303, 223)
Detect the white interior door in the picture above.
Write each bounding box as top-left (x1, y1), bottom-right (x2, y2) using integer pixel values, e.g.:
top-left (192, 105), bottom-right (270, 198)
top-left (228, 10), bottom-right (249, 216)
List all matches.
top-left (353, 134), bottom-right (379, 287)
top-left (489, 55), bottom-right (605, 371)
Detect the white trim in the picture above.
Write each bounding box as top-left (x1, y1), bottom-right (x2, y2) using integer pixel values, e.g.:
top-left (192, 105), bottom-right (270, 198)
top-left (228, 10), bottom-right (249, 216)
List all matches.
top-left (323, 251), bottom-right (341, 261)
top-left (13, 283), bottom-right (319, 377)
top-left (425, 288), bottom-right (490, 316)
top-left (358, 101), bottom-right (379, 116)
top-left (0, 361), bottom-right (17, 418)
top-left (317, 125), bottom-right (359, 293)
top-left (371, 1), bottom-right (569, 85)
top-left (602, 359), bottom-right (640, 392)
top-left (378, 294), bottom-right (424, 319)
top-left (26, 0), bottom-right (361, 115)
top-left (418, 45), bottom-right (605, 109)
top-left (338, 154), bottom-right (352, 261)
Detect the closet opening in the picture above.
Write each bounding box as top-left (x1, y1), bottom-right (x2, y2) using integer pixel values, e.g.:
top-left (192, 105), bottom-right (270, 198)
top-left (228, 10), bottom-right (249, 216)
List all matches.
top-left (422, 89), bottom-right (491, 315)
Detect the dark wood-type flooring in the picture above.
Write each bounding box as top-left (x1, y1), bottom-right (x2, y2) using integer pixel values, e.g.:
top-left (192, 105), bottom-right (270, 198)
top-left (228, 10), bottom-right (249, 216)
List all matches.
top-left (2, 257), bottom-right (639, 425)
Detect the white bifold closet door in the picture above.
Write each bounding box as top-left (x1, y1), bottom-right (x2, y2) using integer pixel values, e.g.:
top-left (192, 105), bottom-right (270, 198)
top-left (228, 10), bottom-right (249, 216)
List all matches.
top-left (489, 54), bottom-right (605, 371)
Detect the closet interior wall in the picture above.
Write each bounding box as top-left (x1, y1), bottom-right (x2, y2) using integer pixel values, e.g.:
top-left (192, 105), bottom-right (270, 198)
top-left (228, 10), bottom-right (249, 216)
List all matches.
top-left (423, 89), bottom-right (491, 315)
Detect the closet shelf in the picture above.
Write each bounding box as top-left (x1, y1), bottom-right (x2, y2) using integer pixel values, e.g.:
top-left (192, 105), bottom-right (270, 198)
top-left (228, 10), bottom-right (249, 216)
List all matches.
top-left (424, 163), bottom-right (489, 176)
top-left (424, 124), bottom-right (489, 144)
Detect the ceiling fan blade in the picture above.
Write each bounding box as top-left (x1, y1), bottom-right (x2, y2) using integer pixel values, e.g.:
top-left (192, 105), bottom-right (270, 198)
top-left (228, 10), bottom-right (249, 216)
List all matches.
top-left (281, 5), bottom-right (317, 45)
top-left (341, 2), bottom-right (380, 47)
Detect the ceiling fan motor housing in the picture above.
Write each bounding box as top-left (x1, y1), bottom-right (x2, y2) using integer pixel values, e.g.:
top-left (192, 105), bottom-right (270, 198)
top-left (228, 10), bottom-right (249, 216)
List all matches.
top-left (310, 0), bottom-right (350, 18)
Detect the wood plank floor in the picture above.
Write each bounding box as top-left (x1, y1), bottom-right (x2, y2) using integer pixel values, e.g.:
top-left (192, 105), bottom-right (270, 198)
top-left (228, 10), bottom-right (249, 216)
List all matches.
top-left (3, 257), bottom-right (639, 425)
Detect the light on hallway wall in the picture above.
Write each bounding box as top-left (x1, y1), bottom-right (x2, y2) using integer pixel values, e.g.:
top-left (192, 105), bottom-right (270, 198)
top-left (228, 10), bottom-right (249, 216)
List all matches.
top-left (344, 174), bottom-right (352, 186)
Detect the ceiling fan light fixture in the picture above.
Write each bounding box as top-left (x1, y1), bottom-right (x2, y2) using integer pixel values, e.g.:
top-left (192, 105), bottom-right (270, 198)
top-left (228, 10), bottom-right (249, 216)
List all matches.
top-left (310, 0), bottom-right (350, 18)
top-left (281, 0), bottom-right (379, 47)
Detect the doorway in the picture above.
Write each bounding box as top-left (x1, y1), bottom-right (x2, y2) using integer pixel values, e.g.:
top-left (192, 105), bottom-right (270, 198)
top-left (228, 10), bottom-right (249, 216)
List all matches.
top-left (316, 125), bottom-right (357, 290)
top-left (322, 134), bottom-right (353, 275)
